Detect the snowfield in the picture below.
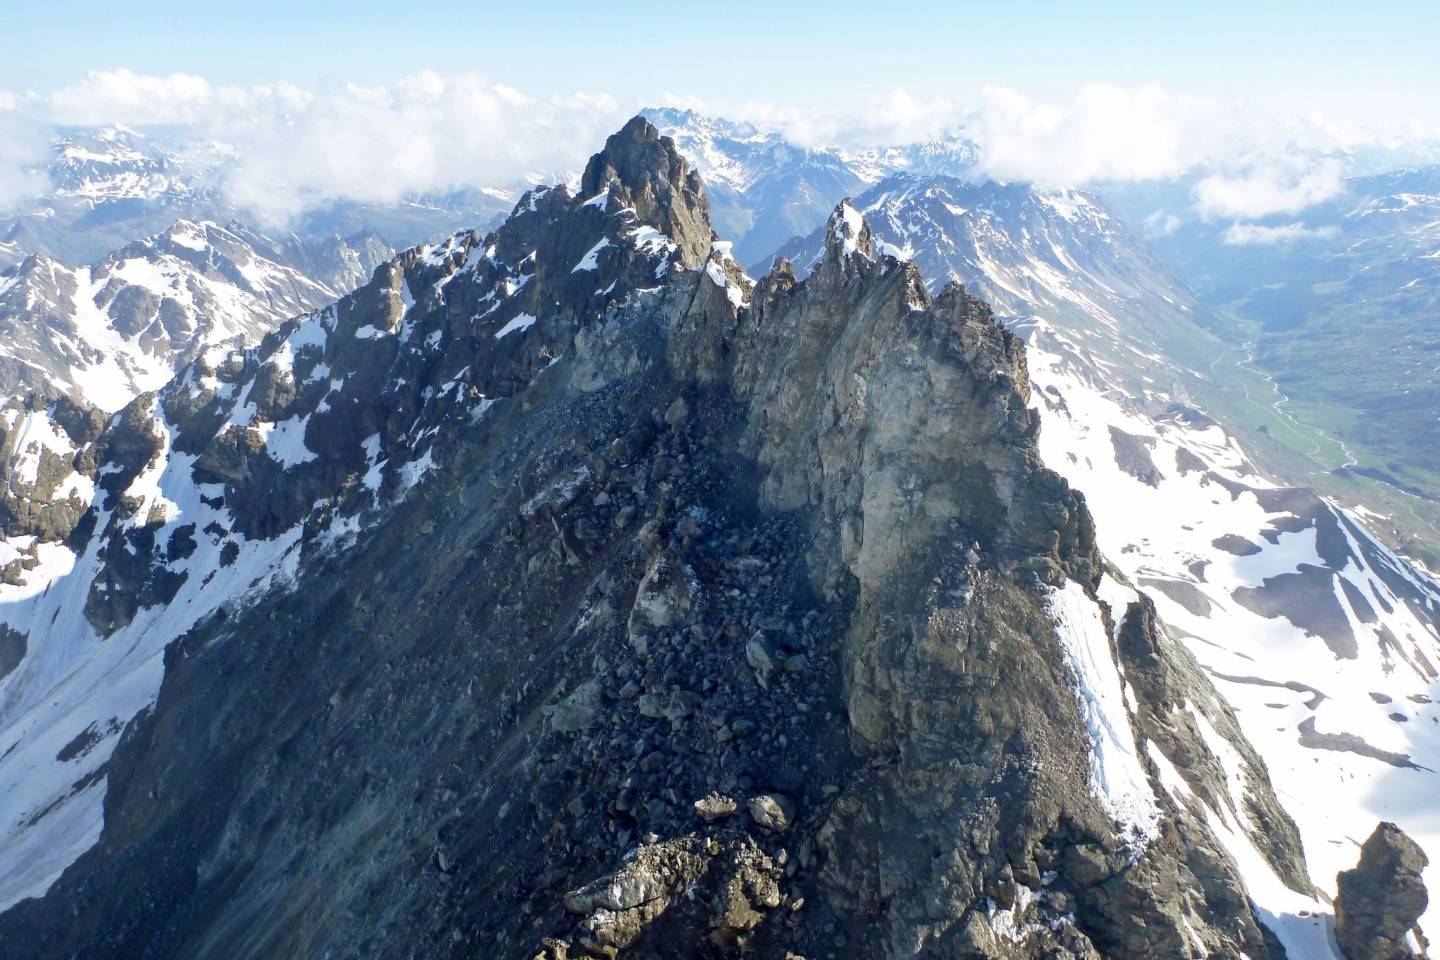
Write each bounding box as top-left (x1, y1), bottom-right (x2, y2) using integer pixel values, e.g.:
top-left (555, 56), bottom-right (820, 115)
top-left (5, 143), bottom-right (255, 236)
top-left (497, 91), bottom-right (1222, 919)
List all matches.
top-left (1024, 320), bottom-right (1440, 946)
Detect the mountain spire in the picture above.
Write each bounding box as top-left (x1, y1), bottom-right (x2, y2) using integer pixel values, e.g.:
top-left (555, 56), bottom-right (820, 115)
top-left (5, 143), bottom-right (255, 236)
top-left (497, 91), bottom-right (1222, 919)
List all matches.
top-left (579, 115), bottom-right (716, 269)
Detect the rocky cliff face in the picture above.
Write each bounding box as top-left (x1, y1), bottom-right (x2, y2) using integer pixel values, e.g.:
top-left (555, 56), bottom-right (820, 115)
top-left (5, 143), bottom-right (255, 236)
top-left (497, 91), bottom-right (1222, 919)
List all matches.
top-left (1336, 823), bottom-right (1430, 959)
top-left (0, 119), bottom-right (1315, 958)
top-left (772, 172), bottom-right (1440, 941)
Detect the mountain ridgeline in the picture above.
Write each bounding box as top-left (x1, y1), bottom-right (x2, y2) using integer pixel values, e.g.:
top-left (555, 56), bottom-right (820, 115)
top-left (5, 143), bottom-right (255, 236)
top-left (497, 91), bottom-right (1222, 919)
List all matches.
top-left (0, 118), bottom-right (1327, 958)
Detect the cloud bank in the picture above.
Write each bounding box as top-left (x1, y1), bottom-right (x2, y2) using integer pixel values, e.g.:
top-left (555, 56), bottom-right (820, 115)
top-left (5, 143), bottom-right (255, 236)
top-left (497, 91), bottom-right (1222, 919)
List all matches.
top-left (0, 70), bottom-right (1432, 225)
top-left (968, 84), bottom-right (1227, 186)
top-left (0, 102), bottom-right (54, 213)
top-left (1222, 222), bottom-right (1340, 245)
top-left (1, 69), bottom-right (633, 222)
top-left (1195, 159), bottom-right (1346, 220)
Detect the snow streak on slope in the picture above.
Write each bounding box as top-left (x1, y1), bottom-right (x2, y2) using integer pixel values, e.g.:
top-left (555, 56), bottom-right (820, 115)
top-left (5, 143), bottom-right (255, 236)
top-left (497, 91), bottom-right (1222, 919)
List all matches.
top-left (1025, 318), bottom-right (1440, 941)
top-left (0, 221), bottom-right (357, 411)
top-left (0, 399), bottom-right (306, 912)
top-left (1046, 578), bottom-right (1160, 847)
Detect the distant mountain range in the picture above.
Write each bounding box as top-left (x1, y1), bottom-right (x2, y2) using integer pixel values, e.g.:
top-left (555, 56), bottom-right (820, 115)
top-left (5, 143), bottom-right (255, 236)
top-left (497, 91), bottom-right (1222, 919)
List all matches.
top-left (0, 219), bottom-right (390, 410)
top-left (641, 107), bottom-right (979, 265)
top-left (0, 126), bottom-right (518, 269)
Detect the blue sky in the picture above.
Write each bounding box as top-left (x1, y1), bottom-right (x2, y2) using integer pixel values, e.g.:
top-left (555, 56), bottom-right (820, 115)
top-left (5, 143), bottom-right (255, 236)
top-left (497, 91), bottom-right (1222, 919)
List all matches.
top-left (6, 0), bottom-right (1439, 129)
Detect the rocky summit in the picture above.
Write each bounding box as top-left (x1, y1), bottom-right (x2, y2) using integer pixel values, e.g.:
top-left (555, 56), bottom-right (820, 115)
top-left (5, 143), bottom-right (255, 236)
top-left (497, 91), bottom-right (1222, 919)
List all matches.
top-left (0, 118), bottom-right (1337, 958)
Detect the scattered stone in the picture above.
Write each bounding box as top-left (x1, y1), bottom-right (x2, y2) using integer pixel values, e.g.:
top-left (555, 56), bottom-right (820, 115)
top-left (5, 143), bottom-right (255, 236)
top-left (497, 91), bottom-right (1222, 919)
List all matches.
top-left (747, 793), bottom-right (795, 833)
top-left (694, 793), bottom-right (738, 822)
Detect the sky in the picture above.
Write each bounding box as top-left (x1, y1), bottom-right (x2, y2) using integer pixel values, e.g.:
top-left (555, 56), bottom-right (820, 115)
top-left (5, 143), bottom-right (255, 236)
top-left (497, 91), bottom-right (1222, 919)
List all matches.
top-left (2, 0), bottom-right (1438, 222)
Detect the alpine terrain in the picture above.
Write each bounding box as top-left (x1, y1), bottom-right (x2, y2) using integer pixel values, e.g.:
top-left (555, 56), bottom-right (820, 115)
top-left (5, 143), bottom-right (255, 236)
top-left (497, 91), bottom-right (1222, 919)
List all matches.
top-left (0, 117), bottom-right (1402, 959)
top-left (0, 125), bottom-right (529, 272)
top-left (776, 172), bottom-right (1440, 947)
top-left (0, 218), bottom-right (392, 412)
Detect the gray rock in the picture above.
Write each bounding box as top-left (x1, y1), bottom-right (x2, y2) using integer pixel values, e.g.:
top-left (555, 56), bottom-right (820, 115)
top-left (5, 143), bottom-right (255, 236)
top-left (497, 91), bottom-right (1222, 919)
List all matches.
top-left (1336, 822), bottom-right (1430, 960)
top-left (663, 395), bottom-right (689, 430)
top-left (693, 793), bottom-right (738, 822)
top-left (550, 680), bottom-right (604, 733)
top-left (747, 793), bottom-right (795, 832)
top-left (745, 631), bottom-right (781, 688)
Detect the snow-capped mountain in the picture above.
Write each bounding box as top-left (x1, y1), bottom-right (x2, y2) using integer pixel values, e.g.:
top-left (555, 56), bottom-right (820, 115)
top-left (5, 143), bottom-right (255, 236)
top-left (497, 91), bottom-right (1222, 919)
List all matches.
top-left (0, 219), bottom-right (391, 411)
top-left (774, 175), bottom-right (1209, 385)
top-left (0, 127), bottom-right (232, 270)
top-left (0, 119), bottom-right (1336, 960)
top-left (643, 108), bottom-right (979, 266)
top-left (786, 186), bottom-right (1440, 945)
top-left (0, 126), bottom-right (514, 269)
top-left (0, 119), bottom-right (727, 923)
top-left (49, 126), bottom-right (216, 203)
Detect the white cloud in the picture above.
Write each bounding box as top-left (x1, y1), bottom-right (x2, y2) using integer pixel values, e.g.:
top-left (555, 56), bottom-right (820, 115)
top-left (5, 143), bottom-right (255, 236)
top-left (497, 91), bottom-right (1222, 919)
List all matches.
top-left (657, 87), bottom-right (969, 152)
top-left (1194, 158), bottom-right (1346, 220)
top-left (47, 69), bottom-right (213, 125)
top-left (1222, 222), bottom-right (1339, 245)
top-left (2, 71), bottom-right (1437, 228)
top-left (1143, 210), bottom-right (1182, 236)
top-left (202, 71), bottom-right (628, 223)
top-left (967, 83), bottom-right (1228, 185)
top-left (0, 106), bottom-right (52, 213)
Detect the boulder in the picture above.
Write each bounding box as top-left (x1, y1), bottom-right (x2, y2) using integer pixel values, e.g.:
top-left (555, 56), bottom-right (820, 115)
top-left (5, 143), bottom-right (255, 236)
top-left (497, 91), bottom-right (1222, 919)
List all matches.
top-left (1336, 822), bottom-right (1430, 960)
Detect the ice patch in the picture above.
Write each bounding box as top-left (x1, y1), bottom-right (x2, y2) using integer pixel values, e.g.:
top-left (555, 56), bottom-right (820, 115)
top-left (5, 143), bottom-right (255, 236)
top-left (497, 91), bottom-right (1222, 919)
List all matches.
top-left (572, 237), bottom-right (610, 273)
top-left (260, 415), bottom-right (317, 469)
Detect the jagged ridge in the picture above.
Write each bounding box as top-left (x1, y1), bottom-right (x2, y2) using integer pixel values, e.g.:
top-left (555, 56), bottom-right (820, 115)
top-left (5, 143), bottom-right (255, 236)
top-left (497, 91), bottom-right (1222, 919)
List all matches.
top-left (0, 119), bottom-right (1313, 960)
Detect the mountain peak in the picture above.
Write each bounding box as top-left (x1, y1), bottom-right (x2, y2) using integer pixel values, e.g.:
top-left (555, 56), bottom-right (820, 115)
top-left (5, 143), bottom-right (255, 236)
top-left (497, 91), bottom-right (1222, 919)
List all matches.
top-left (579, 115), bottom-right (715, 268)
top-left (822, 198), bottom-right (874, 265)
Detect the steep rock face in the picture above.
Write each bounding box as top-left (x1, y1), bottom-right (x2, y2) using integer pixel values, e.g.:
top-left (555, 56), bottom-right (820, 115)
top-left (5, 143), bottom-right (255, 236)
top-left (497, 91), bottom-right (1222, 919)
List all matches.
top-left (580, 116), bottom-right (716, 270)
top-left (1336, 823), bottom-right (1430, 960)
top-left (778, 173), bottom-right (1440, 940)
top-left (0, 120), bottom-right (1308, 959)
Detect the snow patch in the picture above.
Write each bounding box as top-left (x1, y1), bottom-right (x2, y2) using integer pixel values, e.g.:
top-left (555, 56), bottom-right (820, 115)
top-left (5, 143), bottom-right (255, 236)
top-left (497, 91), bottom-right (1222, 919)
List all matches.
top-left (1045, 579), bottom-right (1160, 848)
top-left (494, 314), bottom-right (537, 340)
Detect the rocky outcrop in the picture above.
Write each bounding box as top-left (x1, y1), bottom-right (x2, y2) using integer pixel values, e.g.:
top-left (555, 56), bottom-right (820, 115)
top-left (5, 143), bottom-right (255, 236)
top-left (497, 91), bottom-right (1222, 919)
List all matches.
top-left (580, 116), bottom-right (716, 269)
top-left (0, 119), bottom-right (1313, 960)
top-left (1336, 822), bottom-right (1430, 960)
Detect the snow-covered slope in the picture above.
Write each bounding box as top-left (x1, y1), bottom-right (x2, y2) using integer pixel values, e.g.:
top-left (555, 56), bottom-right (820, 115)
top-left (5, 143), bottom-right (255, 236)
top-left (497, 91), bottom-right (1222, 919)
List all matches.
top-left (775, 175), bottom-right (1207, 381)
top-left (1025, 318), bottom-right (1440, 942)
top-left (0, 220), bottom-right (389, 411)
top-left (790, 193), bottom-right (1440, 948)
